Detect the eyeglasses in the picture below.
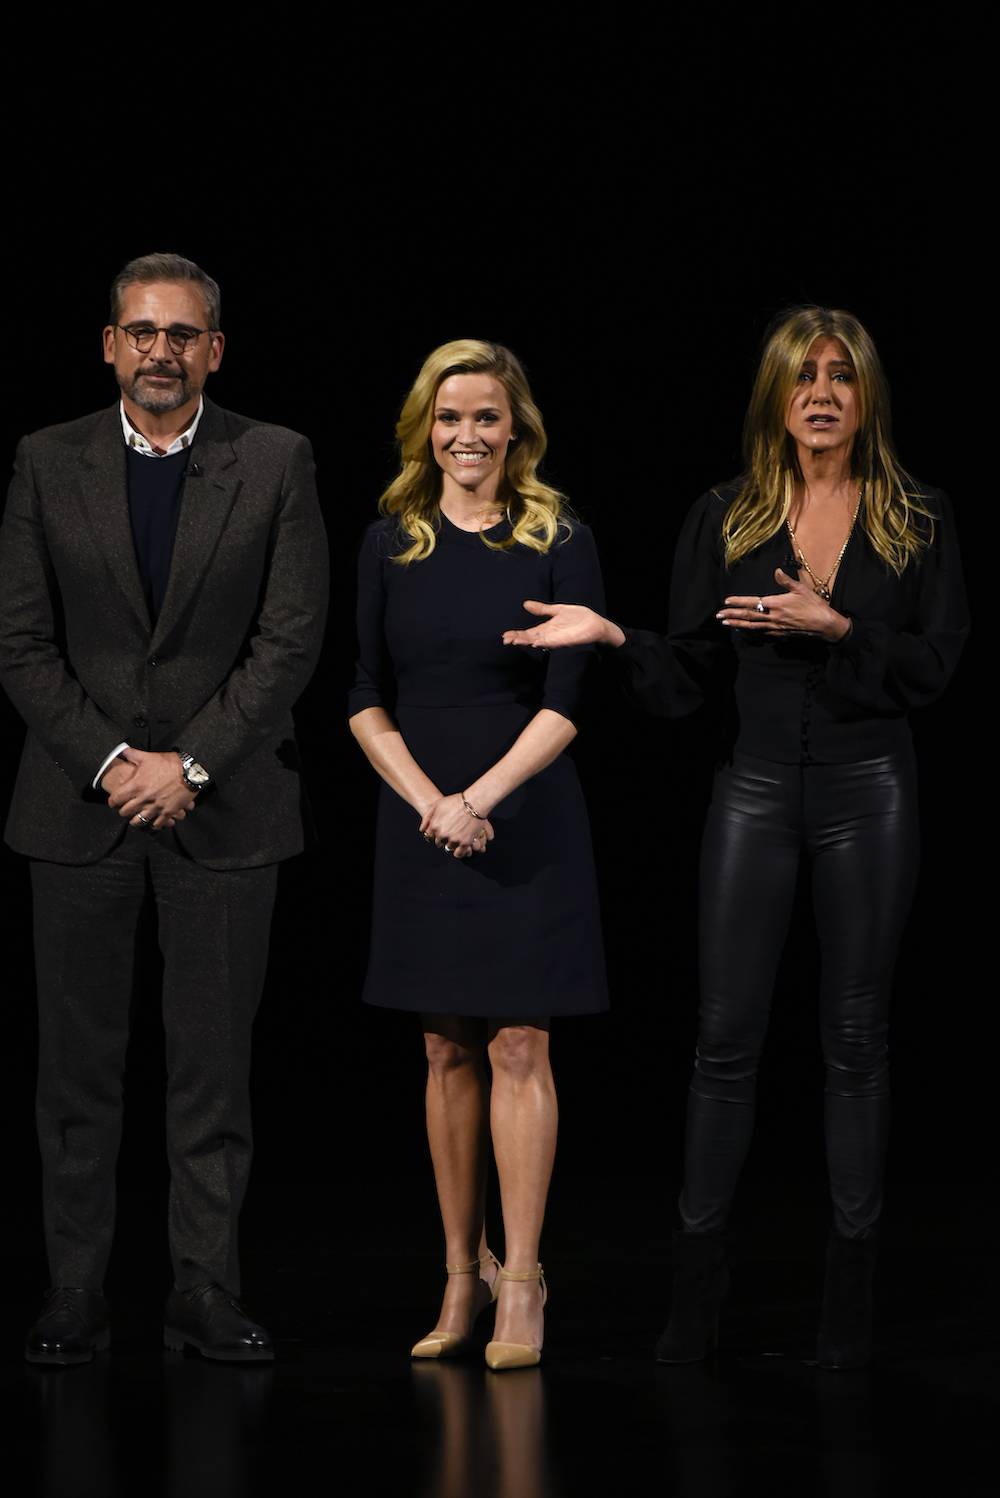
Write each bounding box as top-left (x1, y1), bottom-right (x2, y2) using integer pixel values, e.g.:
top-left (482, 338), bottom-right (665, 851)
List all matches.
top-left (117, 323), bottom-right (214, 355)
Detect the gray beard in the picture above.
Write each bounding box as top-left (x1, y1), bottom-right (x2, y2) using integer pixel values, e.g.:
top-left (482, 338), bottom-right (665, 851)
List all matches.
top-left (119, 369), bottom-right (196, 415)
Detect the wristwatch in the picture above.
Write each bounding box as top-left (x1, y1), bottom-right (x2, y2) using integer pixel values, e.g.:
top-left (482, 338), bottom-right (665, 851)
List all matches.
top-left (174, 748), bottom-right (211, 792)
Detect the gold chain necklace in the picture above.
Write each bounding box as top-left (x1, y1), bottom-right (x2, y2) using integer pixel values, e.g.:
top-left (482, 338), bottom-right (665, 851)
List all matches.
top-left (786, 489), bottom-right (863, 602)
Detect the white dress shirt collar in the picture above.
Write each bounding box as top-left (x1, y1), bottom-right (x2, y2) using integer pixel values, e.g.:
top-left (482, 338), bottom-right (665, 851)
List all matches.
top-left (119, 397), bottom-right (205, 458)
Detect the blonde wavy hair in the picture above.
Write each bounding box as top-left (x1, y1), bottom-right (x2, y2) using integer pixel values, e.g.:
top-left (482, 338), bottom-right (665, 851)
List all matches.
top-left (724, 307), bottom-right (933, 575)
top-left (379, 339), bottom-right (570, 564)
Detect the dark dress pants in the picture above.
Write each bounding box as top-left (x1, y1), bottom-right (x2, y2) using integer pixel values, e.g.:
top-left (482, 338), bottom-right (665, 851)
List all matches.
top-left (680, 751), bottom-right (920, 1240)
top-left (31, 827), bottom-right (277, 1293)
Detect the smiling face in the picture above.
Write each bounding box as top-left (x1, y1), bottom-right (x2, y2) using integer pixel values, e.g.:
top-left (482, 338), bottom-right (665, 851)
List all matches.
top-left (785, 336), bottom-right (859, 461)
top-left (430, 373), bottom-right (516, 500)
top-left (102, 280), bottom-right (224, 418)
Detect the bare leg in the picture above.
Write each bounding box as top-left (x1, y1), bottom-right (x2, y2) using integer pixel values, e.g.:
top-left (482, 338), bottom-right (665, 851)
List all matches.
top-left (421, 1014), bottom-right (496, 1337)
top-left (488, 1020), bottom-right (555, 1348)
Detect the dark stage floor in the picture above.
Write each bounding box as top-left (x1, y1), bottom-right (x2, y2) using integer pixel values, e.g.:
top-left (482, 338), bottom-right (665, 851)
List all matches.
top-left (3, 1181), bottom-right (995, 1497)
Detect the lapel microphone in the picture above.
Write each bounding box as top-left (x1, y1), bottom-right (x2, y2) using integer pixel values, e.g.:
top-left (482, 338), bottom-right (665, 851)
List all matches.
top-left (188, 462), bottom-right (202, 478)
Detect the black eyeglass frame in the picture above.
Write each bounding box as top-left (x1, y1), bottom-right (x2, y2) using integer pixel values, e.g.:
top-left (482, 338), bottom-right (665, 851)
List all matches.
top-left (116, 323), bottom-right (218, 355)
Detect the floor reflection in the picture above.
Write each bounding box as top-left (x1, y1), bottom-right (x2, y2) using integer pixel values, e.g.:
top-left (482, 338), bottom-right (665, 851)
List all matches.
top-left (813, 1369), bottom-right (879, 1498)
top-left (163, 1355), bottom-right (274, 1498)
top-left (24, 1352), bottom-right (274, 1498)
top-left (413, 1362), bottom-right (560, 1498)
top-left (651, 1358), bottom-right (880, 1497)
top-left (14, 1339), bottom-right (987, 1498)
top-left (652, 1362), bottom-right (737, 1494)
top-left (24, 1358), bottom-right (117, 1498)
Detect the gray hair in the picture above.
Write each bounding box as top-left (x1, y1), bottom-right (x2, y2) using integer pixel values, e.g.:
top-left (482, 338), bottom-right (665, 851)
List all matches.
top-left (109, 252), bottom-right (222, 329)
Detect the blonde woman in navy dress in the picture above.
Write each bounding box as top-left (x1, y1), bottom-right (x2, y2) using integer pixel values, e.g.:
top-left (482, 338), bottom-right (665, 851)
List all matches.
top-left (349, 341), bottom-right (607, 1370)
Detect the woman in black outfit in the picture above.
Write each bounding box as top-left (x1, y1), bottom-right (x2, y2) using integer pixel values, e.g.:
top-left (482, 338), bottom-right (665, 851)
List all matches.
top-left (350, 340), bottom-right (607, 1370)
top-left (502, 307), bottom-right (968, 1368)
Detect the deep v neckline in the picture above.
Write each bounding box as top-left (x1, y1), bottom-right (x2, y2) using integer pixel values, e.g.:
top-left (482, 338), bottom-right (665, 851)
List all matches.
top-left (787, 494), bottom-right (863, 601)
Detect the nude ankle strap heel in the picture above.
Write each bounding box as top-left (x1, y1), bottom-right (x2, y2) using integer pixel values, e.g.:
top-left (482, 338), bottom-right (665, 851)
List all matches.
top-left (485, 1264), bottom-right (547, 1371)
top-left (410, 1251), bottom-right (501, 1360)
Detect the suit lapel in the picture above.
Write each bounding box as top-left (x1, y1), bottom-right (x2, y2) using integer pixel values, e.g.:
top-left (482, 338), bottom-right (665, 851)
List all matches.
top-left (78, 406), bottom-right (151, 634)
top-left (150, 399), bottom-right (242, 653)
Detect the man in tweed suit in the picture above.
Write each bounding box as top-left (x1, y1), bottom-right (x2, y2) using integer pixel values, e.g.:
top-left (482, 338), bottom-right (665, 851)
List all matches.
top-left (0, 253), bottom-right (328, 1363)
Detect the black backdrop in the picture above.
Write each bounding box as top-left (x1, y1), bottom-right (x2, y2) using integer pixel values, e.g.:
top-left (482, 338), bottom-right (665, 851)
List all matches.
top-left (1, 32), bottom-right (982, 1284)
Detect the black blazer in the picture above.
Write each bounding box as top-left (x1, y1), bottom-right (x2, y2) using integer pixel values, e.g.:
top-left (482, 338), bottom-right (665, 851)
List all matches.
top-left (0, 397), bottom-right (329, 868)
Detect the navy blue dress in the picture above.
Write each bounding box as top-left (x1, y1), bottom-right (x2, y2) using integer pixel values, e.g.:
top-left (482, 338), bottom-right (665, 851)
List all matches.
top-left (349, 511), bottom-right (608, 1018)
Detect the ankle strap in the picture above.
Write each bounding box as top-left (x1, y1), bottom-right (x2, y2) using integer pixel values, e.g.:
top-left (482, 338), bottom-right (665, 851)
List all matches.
top-left (446, 1249), bottom-right (501, 1277)
top-left (498, 1262), bottom-right (547, 1307)
top-left (498, 1263), bottom-right (544, 1282)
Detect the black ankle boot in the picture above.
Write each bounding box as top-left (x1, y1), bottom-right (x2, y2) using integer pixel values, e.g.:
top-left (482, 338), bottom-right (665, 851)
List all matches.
top-left (816, 1231), bottom-right (878, 1370)
top-left (654, 1230), bottom-right (729, 1363)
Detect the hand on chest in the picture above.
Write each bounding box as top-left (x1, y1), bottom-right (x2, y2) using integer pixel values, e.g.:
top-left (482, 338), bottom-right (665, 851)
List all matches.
top-left (730, 529), bottom-right (911, 624)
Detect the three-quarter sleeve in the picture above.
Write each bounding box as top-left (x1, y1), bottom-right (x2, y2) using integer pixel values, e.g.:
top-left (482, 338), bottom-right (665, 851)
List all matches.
top-left (540, 523), bottom-right (607, 724)
top-left (826, 492), bottom-right (969, 712)
top-left (347, 522), bottom-right (394, 718)
top-left (611, 488), bottom-right (733, 718)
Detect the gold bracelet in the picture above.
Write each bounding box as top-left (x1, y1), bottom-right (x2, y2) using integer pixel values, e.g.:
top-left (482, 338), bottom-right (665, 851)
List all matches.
top-left (462, 795), bottom-right (486, 820)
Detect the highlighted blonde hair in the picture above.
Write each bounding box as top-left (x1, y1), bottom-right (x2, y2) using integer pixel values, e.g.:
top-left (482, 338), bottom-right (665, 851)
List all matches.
top-left (379, 339), bottom-right (570, 564)
top-left (724, 307), bottom-right (932, 575)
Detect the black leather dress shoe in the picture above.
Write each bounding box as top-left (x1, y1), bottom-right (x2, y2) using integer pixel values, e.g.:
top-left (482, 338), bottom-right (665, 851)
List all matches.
top-left (25, 1287), bottom-right (111, 1366)
top-left (163, 1283), bottom-right (274, 1362)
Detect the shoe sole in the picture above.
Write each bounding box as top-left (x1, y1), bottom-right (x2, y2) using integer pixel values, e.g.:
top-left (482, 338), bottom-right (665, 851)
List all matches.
top-left (25, 1329), bottom-right (111, 1366)
top-left (163, 1326), bottom-right (274, 1361)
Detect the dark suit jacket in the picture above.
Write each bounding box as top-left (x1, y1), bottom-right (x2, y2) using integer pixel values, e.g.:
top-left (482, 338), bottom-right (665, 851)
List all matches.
top-left (0, 397), bottom-right (329, 868)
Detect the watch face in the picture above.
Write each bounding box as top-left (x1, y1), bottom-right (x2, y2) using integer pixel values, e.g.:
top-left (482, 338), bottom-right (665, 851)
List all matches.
top-left (186, 762), bottom-right (211, 787)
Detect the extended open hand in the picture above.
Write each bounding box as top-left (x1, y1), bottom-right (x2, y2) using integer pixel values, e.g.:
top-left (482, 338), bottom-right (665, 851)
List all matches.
top-left (502, 601), bottom-right (625, 650)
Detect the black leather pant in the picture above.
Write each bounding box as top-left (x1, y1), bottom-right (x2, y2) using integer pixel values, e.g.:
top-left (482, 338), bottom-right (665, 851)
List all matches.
top-left (680, 750), bottom-right (920, 1240)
